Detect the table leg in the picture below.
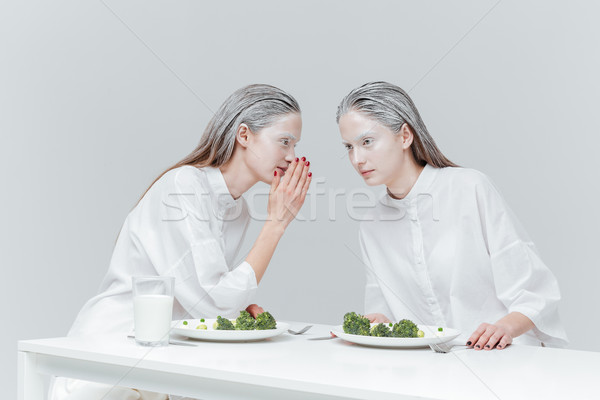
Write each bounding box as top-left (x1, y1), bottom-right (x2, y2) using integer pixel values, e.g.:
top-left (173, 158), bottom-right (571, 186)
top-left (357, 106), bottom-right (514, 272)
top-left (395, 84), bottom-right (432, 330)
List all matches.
top-left (18, 351), bottom-right (45, 400)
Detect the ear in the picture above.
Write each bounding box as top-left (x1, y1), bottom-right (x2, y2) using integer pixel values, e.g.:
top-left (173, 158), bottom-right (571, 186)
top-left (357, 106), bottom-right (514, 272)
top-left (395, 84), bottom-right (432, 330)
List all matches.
top-left (236, 123), bottom-right (251, 148)
top-left (399, 123), bottom-right (414, 150)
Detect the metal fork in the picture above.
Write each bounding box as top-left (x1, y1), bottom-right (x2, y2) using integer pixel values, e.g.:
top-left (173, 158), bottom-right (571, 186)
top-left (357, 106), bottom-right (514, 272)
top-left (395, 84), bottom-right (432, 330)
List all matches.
top-left (287, 325), bottom-right (313, 335)
top-left (429, 342), bottom-right (469, 353)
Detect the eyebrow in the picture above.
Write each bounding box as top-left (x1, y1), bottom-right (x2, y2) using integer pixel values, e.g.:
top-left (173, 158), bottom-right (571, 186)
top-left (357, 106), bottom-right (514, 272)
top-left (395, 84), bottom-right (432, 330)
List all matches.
top-left (280, 133), bottom-right (298, 141)
top-left (342, 131), bottom-right (377, 144)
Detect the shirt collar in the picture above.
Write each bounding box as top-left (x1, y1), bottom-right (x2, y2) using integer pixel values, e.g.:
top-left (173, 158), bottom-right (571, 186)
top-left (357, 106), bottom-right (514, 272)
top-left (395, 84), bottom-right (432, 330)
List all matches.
top-left (382, 163), bottom-right (439, 207)
top-left (203, 166), bottom-right (238, 210)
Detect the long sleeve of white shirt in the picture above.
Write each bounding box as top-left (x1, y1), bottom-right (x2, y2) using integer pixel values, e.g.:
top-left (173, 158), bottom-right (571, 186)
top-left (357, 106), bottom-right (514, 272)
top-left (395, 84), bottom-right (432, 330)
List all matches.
top-left (358, 164), bottom-right (569, 347)
top-left (137, 166), bottom-right (257, 318)
top-left (473, 171), bottom-right (567, 346)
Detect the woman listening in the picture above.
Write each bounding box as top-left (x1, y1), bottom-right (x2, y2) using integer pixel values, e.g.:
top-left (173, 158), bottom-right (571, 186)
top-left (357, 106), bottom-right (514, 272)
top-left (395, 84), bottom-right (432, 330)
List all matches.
top-left (336, 81), bottom-right (568, 350)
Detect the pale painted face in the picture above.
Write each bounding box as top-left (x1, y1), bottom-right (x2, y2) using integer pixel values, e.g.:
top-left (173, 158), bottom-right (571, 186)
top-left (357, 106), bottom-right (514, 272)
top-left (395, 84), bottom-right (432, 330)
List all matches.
top-left (338, 111), bottom-right (407, 187)
top-left (246, 113), bottom-right (302, 184)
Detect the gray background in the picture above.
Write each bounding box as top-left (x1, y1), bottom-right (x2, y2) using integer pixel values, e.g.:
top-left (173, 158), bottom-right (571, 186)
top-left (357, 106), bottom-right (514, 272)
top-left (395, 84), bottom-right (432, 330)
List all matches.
top-left (2, 0), bottom-right (599, 397)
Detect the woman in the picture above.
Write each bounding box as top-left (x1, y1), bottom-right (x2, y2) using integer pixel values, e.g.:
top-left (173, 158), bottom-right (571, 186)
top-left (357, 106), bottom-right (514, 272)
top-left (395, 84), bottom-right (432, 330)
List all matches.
top-left (50, 84), bottom-right (312, 400)
top-left (336, 81), bottom-right (568, 349)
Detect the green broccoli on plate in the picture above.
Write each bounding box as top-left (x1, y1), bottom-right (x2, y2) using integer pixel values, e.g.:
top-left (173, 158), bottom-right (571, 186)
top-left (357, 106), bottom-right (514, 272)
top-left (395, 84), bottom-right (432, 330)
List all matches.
top-left (235, 310), bottom-right (256, 330)
top-left (255, 311), bottom-right (277, 330)
top-left (392, 319), bottom-right (419, 338)
top-left (370, 323), bottom-right (392, 337)
top-left (343, 312), bottom-right (371, 335)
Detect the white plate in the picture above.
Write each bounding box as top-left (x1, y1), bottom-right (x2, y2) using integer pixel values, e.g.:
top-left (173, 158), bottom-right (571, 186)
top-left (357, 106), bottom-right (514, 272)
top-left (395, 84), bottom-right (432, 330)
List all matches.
top-left (331, 325), bottom-right (461, 349)
top-left (171, 319), bottom-right (290, 342)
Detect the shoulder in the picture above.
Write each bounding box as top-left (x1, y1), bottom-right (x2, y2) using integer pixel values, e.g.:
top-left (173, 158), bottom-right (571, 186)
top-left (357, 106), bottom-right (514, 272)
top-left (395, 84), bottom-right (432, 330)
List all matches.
top-left (435, 166), bottom-right (494, 190)
top-left (151, 166), bottom-right (208, 194)
top-left (136, 166), bottom-right (208, 211)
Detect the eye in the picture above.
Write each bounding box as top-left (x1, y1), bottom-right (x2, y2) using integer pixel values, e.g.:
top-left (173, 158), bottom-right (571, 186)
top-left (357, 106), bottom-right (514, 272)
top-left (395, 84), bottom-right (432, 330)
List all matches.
top-left (362, 138), bottom-right (373, 146)
top-left (344, 143), bottom-right (353, 151)
top-left (281, 139), bottom-right (290, 146)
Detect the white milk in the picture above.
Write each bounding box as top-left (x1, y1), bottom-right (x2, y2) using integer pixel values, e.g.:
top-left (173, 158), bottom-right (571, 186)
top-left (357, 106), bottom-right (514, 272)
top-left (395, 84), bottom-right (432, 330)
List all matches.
top-left (134, 294), bottom-right (174, 344)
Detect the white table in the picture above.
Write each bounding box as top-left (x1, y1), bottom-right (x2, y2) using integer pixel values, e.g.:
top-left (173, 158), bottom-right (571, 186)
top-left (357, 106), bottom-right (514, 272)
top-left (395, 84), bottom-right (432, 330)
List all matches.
top-left (18, 322), bottom-right (600, 400)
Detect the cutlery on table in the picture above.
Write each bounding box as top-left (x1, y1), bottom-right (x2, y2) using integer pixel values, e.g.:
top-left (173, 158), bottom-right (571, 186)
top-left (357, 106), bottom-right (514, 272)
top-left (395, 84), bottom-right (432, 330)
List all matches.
top-left (429, 342), bottom-right (469, 353)
top-left (287, 325), bottom-right (313, 335)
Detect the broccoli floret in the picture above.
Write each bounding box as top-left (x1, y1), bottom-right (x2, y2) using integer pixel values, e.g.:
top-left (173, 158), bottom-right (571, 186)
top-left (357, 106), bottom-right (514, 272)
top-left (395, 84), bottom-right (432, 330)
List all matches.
top-left (392, 319), bottom-right (419, 338)
top-left (235, 310), bottom-right (256, 330)
top-left (370, 323), bottom-right (392, 337)
top-left (255, 311), bottom-right (277, 330)
top-left (214, 315), bottom-right (235, 330)
top-left (342, 312), bottom-right (371, 336)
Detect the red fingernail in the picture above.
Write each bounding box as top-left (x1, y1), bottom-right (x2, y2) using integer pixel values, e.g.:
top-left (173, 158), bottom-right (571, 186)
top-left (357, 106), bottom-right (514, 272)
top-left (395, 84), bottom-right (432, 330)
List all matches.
top-left (295, 157), bottom-right (299, 162)
top-left (305, 161), bottom-right (310, 166)
top-left (274, 170), bottom-right (277, 176)
top-left (308, 172), bottom-right (312, 177)
top-left (301, 157), bottom-right (306, 161)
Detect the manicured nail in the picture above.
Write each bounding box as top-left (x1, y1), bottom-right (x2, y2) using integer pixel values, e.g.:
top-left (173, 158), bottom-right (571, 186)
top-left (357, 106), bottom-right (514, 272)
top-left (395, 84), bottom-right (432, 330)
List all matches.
top-left (466, 341), bottom-right (472, 346)
top-left (308, 172), bottom-right (312, 177)
top-left (301, 157), bottom-right (306, 161)
top-left (497, 345), bottom-right (502, 348)
top-left (305, 161), bottom-right (310, 166)
top-left (475, 345), bottom-right (480, 349)
top-left (274, 171), bottom-right (277, 176)
top-left (485, 345), bottom-right (490, 349)
top-left (295, 157), bottom-right (299, 162)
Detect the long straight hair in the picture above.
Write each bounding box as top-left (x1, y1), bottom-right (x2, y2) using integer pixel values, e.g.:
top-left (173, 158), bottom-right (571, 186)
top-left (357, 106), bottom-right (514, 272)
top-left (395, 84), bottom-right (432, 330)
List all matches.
top-left (138, 84), bottom-right (300, 203)
top-left (336, 81), bottom-right (458, 168)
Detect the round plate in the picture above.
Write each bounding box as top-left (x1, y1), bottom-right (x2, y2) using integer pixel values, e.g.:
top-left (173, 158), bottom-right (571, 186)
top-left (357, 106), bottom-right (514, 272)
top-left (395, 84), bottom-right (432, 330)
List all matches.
top-left (171, 319), bottom-right (290, 342)
top-left (331, 325), bottom-right (461, 348)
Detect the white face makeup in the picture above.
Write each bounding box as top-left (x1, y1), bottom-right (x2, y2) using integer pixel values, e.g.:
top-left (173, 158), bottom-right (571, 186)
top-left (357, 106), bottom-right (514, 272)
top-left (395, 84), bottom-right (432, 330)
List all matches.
top-left (338, 111), bottom-right (407, 187)
top-left (246, 113), bottom-right (302, 184)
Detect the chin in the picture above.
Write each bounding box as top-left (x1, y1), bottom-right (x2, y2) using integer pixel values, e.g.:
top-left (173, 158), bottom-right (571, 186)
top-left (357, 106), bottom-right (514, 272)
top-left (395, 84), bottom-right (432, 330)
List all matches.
top-left (363, 178), bottom-right (381, 186)
top-left (262, 173), bottom-right (276, 185)
top-left (360, 174), bottom-right (381, 186)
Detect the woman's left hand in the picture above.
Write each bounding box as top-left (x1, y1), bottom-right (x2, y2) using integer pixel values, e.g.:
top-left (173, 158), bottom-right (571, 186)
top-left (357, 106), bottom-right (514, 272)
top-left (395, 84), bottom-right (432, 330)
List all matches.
top-left (245, 304), bottom-right (265, 318)
top-left (467, 322), bottom-right (513, 350)
top-left (467, 312), bottom-right (534, 350)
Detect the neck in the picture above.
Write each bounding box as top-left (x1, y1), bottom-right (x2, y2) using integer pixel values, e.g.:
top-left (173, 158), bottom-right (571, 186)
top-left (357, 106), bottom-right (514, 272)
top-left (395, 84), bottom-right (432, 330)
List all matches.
top-left (386, 157), bottom-right (425, 200)
top-left (219, 152), bottom-right (258, 199)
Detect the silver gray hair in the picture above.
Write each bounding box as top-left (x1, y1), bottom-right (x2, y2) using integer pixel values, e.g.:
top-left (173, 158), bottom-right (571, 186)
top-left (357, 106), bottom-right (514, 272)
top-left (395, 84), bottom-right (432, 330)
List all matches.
top-left (336, 81), bottom-right (457, 168)
top-left (195, 84), bottom-right (301, 167)
top-left (139, 84), bottom-right (300, 203)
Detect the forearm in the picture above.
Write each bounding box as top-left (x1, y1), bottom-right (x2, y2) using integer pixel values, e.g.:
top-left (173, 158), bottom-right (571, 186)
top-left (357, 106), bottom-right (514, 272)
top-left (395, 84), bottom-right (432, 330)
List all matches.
top-left (495, 311), bottom-right (535, 338)
top-left (245, 221), bottom-right (285, 284)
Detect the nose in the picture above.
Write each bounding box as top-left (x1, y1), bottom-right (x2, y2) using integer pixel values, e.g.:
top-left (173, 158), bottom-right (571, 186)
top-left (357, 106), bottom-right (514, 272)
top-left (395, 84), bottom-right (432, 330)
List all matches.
top-left (351, 148), bottom-right (365, 168)
top-left (284, 147), bottom-right (296, 162)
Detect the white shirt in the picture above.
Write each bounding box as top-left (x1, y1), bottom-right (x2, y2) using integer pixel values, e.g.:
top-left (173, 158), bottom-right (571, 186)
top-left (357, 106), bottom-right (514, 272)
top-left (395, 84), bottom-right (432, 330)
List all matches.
top-left (359, 164), bottom-right (569, 347)
top-left (68, 165), bottom-right (257, 337)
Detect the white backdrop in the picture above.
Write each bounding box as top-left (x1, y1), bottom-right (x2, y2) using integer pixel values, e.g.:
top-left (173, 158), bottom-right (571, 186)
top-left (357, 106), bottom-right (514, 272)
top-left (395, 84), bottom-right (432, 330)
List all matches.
top-left (2, 1), bottom-right (600, 397)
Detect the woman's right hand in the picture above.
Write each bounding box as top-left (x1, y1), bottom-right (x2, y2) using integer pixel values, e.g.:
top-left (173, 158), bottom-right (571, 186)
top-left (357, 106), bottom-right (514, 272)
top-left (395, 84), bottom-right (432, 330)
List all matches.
top-left (267, 157), bottom-right (312, 229)
top-left (365, 313), bottom-right (392, 324)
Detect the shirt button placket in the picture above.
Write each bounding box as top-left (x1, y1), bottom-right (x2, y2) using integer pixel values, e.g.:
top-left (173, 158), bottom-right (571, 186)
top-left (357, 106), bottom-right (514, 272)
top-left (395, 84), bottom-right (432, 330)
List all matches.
top-left (411, 203), bottom-right (442, 321)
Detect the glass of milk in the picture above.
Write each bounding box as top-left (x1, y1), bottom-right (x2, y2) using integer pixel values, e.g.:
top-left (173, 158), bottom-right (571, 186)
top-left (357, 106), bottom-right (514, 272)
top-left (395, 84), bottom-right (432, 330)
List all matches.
top-left (132, 276), bottom-right (175, 347)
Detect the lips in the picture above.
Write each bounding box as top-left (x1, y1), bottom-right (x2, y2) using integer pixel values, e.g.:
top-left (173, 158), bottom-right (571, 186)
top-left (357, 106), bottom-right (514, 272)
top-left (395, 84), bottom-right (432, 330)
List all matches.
top-left (360, 169), bottom-right (374, 176)
top-left (277, 166), bottom-right (288, 175)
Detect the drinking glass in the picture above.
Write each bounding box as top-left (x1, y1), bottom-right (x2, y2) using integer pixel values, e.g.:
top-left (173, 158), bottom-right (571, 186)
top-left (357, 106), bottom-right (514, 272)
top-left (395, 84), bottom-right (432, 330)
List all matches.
top-left (132, 276), bottom-right (174, 346)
